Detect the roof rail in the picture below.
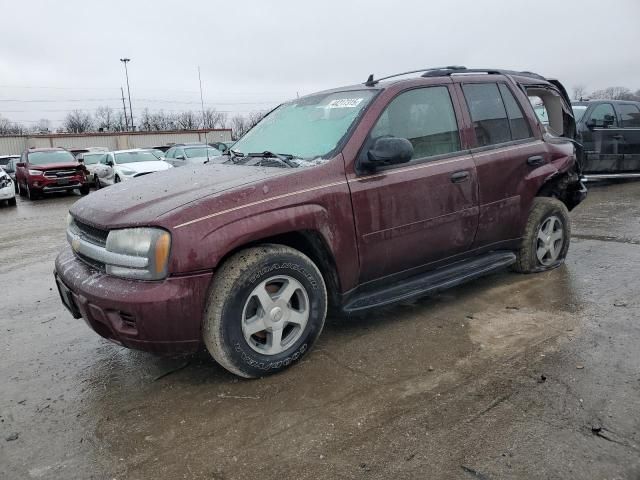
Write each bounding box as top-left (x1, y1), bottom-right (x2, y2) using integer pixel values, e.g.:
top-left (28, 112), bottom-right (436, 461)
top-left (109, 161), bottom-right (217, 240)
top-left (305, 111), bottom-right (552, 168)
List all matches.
top-left (364, 66), bottom-right (467, 86)
top-left (421, 67), bottom-right (546, 81)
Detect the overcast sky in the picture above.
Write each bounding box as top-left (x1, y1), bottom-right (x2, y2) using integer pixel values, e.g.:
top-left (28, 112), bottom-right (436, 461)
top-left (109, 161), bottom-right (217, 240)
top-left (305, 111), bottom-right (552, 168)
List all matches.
top-left (1, 0), bottom-right (639, 127)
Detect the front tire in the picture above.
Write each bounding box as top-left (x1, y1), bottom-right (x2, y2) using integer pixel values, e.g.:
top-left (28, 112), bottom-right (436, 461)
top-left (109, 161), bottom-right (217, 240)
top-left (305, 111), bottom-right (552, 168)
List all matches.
top-left (203, 244), bottom-right (327, 378)
top-left (513, 197), bottom-right (571, 273)
top-left (79, 185), bottom-right (90, 195)
top-left (26, 184), bottom-right (40, 200)
top-left (8, 197), bottom-right (16, 206)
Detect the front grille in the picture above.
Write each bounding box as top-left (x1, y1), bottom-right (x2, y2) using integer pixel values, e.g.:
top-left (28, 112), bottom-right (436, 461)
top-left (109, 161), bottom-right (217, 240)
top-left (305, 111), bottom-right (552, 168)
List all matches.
top-left (76, 251), bottom-right (106, 271)
top-left (44, 169), bottom-right (77, 179)
top-left (74, 219), bottom-right (108, 247)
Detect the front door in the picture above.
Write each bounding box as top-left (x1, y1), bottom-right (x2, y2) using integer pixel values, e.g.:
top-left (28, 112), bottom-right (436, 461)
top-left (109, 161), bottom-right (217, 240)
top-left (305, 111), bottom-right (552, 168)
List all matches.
top-left (580, 102), bottom-right (624, 173)
top-left (349, 85), bottom-right (479, 283)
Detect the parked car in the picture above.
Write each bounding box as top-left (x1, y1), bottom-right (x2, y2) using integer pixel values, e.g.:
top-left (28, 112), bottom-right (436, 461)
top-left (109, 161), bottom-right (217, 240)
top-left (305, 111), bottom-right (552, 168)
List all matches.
top-left (93, 149), bottom-right (172, 188)
top-left (55, 66), bottom-right (586, 378)
top-left (0, 154), bottom-right (20, 167)
top-left (78, 152), bottom-right (107, 186)
top-left (2, 157), bottom-right (19, 192)
top-left (571, 100), bottom-right (640, 179)
top-left (15, 147), bottom-right (89, 200)
top-left (0, 167), bottom-right (17, 206)
top-left (163, 144), bottom-right (223, 167)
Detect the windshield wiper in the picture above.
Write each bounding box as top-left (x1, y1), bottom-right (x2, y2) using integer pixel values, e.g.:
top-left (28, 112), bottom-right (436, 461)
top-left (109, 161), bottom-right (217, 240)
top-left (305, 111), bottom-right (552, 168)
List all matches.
top-left (221, 149), bottom-right (246, 164)
top-left (247, 151), bottom-right (298, 168)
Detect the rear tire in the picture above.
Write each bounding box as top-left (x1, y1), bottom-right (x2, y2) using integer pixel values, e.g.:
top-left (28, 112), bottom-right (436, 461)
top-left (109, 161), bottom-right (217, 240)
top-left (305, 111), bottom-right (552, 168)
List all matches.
top-left (203, 244), bottom-right (327, 378)
top-left (513, 197), bottom-right (571, 273)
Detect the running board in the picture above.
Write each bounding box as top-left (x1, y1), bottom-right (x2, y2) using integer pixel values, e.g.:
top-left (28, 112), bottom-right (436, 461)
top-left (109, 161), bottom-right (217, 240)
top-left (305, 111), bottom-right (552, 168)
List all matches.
top-left (342, 251), bottom-right (516, 313)
top-left (582, 173), bottom-right (640, 181)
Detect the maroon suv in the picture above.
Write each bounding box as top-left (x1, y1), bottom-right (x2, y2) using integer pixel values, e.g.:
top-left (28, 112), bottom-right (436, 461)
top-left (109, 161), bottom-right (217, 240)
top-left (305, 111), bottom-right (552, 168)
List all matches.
top-left (54, 67), bottom-right (586, 378)
top-left (16, 147), bottom-right (89, 200)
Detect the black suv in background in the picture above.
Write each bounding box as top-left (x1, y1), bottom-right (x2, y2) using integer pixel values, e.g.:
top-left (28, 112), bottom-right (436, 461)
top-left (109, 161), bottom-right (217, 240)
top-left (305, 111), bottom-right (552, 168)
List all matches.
top-left (572, 100), bottom-right (640, 179)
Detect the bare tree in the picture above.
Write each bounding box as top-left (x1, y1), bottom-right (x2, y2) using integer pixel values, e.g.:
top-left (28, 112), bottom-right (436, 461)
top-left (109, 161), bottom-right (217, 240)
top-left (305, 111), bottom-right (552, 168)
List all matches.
top-left (572, 85), bottom-right (588, 101)
top-left (175, 111), bottom-right (198, 130)
top-left (95, 106), bottom-right (115, 131)
top-left (230, 115), bottom-right (248, 140)
top-left (64, 110), bottom-right (93, 133)
top-left (590, 86), bottom-right (635, 100)
top-left (110, 111), bottom-right (127, 132)
top-left (150, 110), bottom-right (176, 131)
top-left (0, 115), bottom-right (27, 135)
top-left (202, 108), bottom-right (227, 129)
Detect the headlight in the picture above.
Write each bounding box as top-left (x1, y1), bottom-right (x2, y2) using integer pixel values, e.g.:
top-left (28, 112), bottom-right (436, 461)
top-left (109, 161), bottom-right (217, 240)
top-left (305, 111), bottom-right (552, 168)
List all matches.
top-left (105, 228), bottom-right (171, 280)
top-left (28, 169), bottom-right (43, 176)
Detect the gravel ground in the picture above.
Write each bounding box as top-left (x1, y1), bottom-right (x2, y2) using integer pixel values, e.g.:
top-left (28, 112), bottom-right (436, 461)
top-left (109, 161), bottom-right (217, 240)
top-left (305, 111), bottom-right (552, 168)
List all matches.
top-left (1, 182), bottom-right (639, 480)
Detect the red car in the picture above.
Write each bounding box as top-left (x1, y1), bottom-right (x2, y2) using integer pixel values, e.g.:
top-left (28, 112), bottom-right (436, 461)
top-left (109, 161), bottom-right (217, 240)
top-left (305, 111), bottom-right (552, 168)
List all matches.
top-left (15, 147), bottom-right (89, 200)
top-left (55, 67), bottom-right (586, 378)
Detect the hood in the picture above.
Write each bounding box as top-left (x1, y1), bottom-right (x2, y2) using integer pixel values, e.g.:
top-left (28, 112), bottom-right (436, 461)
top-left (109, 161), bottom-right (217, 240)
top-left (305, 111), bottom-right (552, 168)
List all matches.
top-left (70, 163), bottom-right (288, 228)
top-left (116, 160), bottom-right (172, 173)
top-left (29, 162), bottom-right (82, 171)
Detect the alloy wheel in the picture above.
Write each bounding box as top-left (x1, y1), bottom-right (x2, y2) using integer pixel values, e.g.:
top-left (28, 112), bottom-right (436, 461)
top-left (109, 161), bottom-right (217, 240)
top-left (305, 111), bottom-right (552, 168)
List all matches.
top-left (536, 215), bottom-right (564, 266)
top-left (241, 275), bottom-right (310, 355)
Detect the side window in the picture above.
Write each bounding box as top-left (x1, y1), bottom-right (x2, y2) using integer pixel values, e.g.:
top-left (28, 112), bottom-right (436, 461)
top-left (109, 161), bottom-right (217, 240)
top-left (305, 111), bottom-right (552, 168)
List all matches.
top-left (589, 103), bottom-right (617, 127)
top-left (498, 84), bottom-right (532, 140)
top-left (617, 104), bottom-right (640, 128)
top-left (462, 83), bottom-right (511, 147)
top-left (165, 148), bottom-right (175, 159)
top-left (175, 148), bottom-right (185, 159)
top-left (370, 86), bottom-right (461, 161)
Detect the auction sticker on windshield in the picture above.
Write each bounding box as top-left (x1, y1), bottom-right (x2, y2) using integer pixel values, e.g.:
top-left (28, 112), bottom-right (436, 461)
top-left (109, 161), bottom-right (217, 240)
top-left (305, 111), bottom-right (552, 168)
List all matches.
top-left (326, 98), bottom-right (364, 109)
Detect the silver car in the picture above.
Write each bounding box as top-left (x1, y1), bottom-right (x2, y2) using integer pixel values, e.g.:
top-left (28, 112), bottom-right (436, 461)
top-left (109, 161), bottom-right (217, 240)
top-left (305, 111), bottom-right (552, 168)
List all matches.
top-left (163, 144), bottom-right (222, 167)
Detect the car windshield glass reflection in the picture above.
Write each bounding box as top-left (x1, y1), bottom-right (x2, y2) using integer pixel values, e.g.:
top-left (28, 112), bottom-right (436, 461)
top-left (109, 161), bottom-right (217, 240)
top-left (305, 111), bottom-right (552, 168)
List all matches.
top-left (115, 151), bottom-right (161, 164)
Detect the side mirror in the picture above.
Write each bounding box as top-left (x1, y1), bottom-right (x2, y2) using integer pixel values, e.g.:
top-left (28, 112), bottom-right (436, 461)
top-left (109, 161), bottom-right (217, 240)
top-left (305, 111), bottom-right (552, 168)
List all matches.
top-left (77, 158), bottom-right (85, 163)
top-left (364, 137), bottom-right (414, 170)
top-left (16, 162), bottom-right (25, 168)
top-left (106, 160), bottom-right (114, 167)
top-left (175, 155), bottom-right (185, 160)
top-left (603, 114), bottom-right (615, 127)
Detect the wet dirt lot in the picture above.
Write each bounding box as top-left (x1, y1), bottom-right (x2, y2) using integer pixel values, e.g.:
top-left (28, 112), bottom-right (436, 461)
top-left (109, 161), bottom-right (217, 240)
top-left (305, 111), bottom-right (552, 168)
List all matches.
top-left (1, 183), bottom-right (639, 480)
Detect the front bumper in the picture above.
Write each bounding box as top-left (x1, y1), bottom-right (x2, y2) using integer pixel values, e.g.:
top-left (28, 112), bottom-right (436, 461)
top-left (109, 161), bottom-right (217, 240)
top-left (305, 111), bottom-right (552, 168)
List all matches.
top-left (30, 175), bottom-right (87, 192)
top-left (0, 184), bottom-right (15, 200)
top-left (54, 247), bottom-right (213, 354)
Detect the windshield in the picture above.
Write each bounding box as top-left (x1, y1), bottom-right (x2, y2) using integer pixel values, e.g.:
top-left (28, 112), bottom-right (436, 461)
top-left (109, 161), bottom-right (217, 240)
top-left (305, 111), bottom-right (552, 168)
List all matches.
top-left (232, 90), bottom-right (376, 160)
top-left (83, 153), bottom-right (104, 165)
top-left (185, 147), bottom-right (221, 158)
top-left (571, 105), bottom-right (588, 122)
top-left (115, 151), bottom-right (161, 164)
top-left (28, 150), bottom-right (76, 165)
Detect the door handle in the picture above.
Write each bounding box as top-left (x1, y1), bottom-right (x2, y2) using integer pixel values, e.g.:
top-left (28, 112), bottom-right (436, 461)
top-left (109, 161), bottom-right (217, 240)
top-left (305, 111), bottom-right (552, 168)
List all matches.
top-left (526, 155), bottom-right (546, 167)
top-left (450, 170), bottom-right (470, 183)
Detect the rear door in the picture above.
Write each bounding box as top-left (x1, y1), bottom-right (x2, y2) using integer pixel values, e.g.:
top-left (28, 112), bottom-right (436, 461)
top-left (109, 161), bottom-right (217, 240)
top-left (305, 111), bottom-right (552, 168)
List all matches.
top-left (581, 103), bottom-right (624, 173)
top-left (349, 84), bottom-right (479, 282)
top-left (615, 103), bottom-right (640, 172)
top-left (457, 80), bottom-right (545, 248)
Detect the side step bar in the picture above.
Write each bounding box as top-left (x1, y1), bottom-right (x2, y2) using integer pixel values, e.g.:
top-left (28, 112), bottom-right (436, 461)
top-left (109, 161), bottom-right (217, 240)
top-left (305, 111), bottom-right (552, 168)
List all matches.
top-left (582, 173), bottom-right (640, 182)
top-left (342, 251), bottom-right (516, 313)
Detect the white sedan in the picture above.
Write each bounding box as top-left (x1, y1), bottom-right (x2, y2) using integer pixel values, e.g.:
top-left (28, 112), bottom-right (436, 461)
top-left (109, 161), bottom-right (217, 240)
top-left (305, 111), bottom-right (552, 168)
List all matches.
top-left (0, 166), bottom-right (17, 206)
top-left (94, 149), bottom-right (172, 188)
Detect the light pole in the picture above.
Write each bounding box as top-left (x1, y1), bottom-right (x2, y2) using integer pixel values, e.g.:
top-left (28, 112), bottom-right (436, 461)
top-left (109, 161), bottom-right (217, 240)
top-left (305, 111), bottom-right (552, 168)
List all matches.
top-left (120, 58), bottom-right (134, 130)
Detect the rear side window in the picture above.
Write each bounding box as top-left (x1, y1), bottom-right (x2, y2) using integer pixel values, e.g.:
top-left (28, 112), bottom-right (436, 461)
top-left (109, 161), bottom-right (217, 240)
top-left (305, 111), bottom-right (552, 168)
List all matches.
top-left (370, 86), bottom-right (461, 161)
top-left (617, 104), bottom-right (640, 127)
top-left (462, 83), bottom-right (511, 147)
top-left (498, 84), bottom-right (532, 140)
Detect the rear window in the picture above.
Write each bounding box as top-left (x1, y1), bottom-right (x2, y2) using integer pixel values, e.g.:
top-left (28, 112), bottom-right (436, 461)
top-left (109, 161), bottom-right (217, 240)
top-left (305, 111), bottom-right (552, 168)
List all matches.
top-left (28, 150), bottom-right (76, 165)
top-left (617, 104), bottom-right (640, 127)
top-left (462, 83), bottom-right (511, 147)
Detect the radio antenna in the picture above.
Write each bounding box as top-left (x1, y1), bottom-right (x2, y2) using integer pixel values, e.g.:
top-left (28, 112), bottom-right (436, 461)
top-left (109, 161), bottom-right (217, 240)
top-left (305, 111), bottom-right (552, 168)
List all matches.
top-left (198, 66), bottom-right (210, 163)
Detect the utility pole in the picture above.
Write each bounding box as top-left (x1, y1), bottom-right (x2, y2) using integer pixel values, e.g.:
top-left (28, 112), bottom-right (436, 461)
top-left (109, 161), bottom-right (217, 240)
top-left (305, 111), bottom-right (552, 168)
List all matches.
top-left (120, 86), bottom-right (129, 130)
top-left (120, 58), bottom-right (134, 130)
top-left (198, 66), bottom-right (208, 146)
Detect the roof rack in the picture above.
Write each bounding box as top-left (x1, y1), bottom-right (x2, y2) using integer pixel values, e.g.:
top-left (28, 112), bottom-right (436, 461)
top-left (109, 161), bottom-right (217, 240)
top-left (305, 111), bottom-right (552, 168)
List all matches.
top-left (364, 66), bottom-right (467, 86)
top-left (422, 67), bottom-right (546, 81)
top-left (364, 66), bottom-right (546, 86)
